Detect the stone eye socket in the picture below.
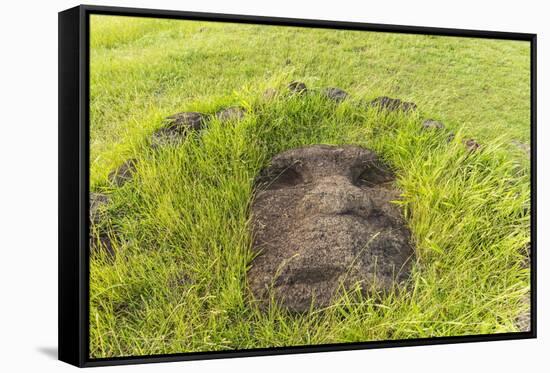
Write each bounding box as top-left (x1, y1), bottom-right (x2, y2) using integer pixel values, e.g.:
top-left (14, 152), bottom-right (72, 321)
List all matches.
top-left (257, 161), bottom-right (304, 190)
top-left (356, 163), bottom-right (394, 187)
top-left (269, 165), bottom-right (303, 189)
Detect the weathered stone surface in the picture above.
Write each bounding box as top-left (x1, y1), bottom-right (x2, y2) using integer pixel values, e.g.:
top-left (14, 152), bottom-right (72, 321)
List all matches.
top-left (90, 233), bottom-right (116, 258)
top-left (108, 159), bottom-right (138, 187)
top-left (447, 132), bottom-right (456, 143)
top-left (165, 111), bottom-right (207, 130)
top-left (90, 192), bottom-right (110, 224)
top-left (248, 145), bottom-right (415, 312)
top-left (368, 96), bottom-right (417, 112)
top-left (288, 81), bottom-right (307, 94)
top-left (152, 112), bottom-right (207, 147)
top-left (89, 193), bottom-right (115, 258)
top-left (422, 119), bottom-right (445, 130)
top-left (463, 138), bottom-right (481, 152)
top-left (216, 106), bottom-right (246, 122)
top-left (322, 87), bottom-right (349, 102)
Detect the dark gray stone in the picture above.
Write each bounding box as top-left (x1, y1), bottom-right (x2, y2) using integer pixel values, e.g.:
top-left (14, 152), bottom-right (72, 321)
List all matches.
top-left (463, 138), bottom-right (481, 152)
top-left (90, 192), bottom-right (110, 224)
top-left (165, 111), bottom-right (207, 130)
top-left (422, 119), bottom-right (445, 130)
top-left (90, 233), bottom-right (116, 258)
top-left (447, 132), bottom-right (456, 143)
top-left (216, 107), bottom-right (246, 122)
top-left (89, 193), bottom-right (115, 258)
top-left (288, 81), bottom-right (307, 94)
top-left (108, 159), bottom-right (138, 187)
top-left (248, 145), bottom-right (415, 312)
top-left (152, 112), bottom-right (208, 147)
top-left (322, 87), bottom-right (349, 102)
top-left (368, 96), bottom-right (417, 112)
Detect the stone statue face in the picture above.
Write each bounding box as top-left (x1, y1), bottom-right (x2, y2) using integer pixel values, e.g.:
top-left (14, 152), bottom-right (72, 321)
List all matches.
top-left (248, 145), bottom-right (414, 312)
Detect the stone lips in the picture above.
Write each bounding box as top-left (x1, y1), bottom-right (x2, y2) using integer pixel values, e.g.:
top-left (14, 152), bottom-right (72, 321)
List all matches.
top-left (248, 145), bottom-right (415, 312)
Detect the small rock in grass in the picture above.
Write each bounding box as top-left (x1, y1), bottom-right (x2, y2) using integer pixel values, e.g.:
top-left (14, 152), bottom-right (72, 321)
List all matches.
top-left (90, 192), bottom-right (110, 224)
top-left (151, 127), bottom-right (185, 148)
top-left (216, 106), bottom-right (246, 122)
top-left (368, 96), bottom-right (417, 112)
top-left (288, 81), bottom-right (307, 94)
top-left (322, 87), bottom-right (349, 102)
top-left (108, 158), bottom-right (138, 187)
top-left (152, 112), bottom-right (207, 148)
top-left (447, 132), bottom-right (456, 143)
top-left (422, 119), bottom-right (445, 130)
top-left (263, 88), bottom-right (278, 100)
top-left (165, 111), bottom-right (207, 131)
top-left (463, 138), bottom-right (481, 152)
top-left (90, 233), bottom-right (116, 258)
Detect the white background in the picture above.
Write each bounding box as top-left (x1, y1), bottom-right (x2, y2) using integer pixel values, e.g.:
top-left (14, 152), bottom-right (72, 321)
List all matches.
top-left (0, 0), bottom-right (546, 371)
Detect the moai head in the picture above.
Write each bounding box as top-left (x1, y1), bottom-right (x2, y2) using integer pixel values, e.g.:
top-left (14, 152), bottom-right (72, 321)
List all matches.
top-left (248, 145), bottom-right (414, 312)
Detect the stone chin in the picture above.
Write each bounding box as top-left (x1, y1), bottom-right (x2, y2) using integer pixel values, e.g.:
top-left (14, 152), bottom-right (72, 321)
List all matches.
top-left (248, 144), bottom-right (415, 313)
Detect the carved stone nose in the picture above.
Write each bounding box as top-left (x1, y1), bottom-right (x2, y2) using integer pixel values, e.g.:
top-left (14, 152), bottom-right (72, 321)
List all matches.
top-left (299, 175), bottom-right (373, 215)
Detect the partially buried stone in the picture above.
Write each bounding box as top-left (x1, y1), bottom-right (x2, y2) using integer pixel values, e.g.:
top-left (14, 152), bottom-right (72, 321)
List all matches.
top-left (216, 106), bottom-right (246, 122)
top-left (90, 233), bottom-right (115, 258)
top-left (90, 192), bottom-right (110, 224)
top-left (368, 96), bottom-right (417, 112)
top-left (463, 138), bottom-right (481, 152)
top-left (422, 119), bottom-right (445, 130)
top-left (447, 132), bottom-right (456, 143)
top-left (322, 87), bottom-right (349, 102)
top-left (152, 112), bottom-right (207, 147)
top-left (108, 158), bottom-right (138, 187)
top-left (288, 81), bottom-right (307, 94)
top-left (165, 111), bottom-right (206, 131)
top-left (248, 144), bottom-right (415, 312)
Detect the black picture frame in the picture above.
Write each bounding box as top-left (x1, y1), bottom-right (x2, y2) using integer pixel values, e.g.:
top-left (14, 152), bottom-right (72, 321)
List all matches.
top-left (59, 4), bottom-right (537, 368)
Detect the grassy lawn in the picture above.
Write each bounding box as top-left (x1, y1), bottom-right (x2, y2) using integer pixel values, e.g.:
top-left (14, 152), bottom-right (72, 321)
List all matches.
top-left (89, 15), bottom-right (531, 358)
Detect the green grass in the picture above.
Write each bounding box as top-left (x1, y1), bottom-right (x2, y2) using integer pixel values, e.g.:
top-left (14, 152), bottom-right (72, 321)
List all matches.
top-left (89, 15), bottom-right (531, 358)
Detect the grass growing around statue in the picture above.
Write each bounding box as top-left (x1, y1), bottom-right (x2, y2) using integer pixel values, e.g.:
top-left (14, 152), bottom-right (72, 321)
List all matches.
top-left (88, 15), bottom-right (531, 358)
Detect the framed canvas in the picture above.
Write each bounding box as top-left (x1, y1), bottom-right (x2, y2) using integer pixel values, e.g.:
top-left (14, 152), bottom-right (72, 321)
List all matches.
top-left (58, 4), bottom-right (537, 367)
